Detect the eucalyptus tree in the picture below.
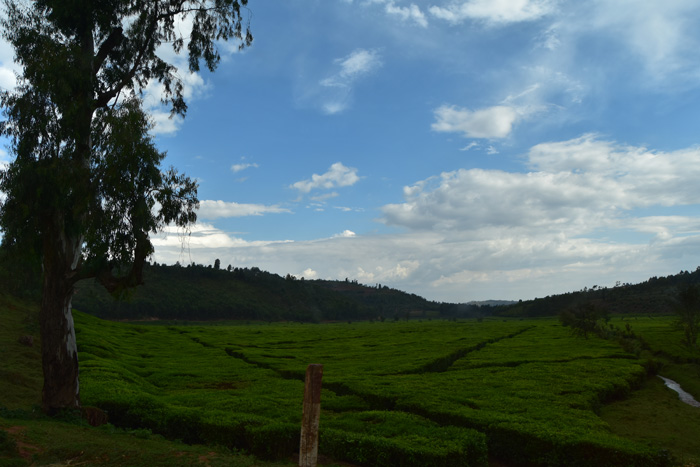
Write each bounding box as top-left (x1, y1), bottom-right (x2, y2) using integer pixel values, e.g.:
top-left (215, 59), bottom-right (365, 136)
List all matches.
top-left (0, 0), bottom-right (252, 413)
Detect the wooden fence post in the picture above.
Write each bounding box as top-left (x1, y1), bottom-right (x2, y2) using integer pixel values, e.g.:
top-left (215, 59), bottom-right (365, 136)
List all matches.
top-left (299, 363), bottom-right (323, 467)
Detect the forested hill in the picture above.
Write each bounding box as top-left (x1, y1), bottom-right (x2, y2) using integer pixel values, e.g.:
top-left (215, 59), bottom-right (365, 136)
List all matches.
top-left (73, 263), bottom-right (444, 322)
top-left (7, 252), bottom-right (700, 321)
top-left (492, 266), bottom-right (700, 317)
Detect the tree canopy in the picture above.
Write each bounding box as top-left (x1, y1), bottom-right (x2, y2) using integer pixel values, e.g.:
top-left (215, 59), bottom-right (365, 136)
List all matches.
top-left (0, 0), bottom-right (253, 412)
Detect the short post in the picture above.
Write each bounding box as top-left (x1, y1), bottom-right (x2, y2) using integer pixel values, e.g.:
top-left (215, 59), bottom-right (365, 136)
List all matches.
top-left (299, 363), bottom-right (323, 467)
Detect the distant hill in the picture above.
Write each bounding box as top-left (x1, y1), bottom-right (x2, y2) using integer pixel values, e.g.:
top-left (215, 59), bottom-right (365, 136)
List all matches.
top-left (73, 263), bottom-right (446, 322)
top-left (491, 267), bottom-right (700, 317)
top-left (5, 248), bottom-right (699, 321)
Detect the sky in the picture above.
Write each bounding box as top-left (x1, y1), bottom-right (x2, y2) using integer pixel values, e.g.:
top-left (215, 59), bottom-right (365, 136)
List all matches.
top-left (4, 0), bottom-right (700, 302)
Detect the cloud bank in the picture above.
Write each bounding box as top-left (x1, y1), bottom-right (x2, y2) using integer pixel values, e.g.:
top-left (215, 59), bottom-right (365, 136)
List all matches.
top-left (153, 135), bottom-right (700, 302)
top-left (198, 200), bottom-right (291, 219)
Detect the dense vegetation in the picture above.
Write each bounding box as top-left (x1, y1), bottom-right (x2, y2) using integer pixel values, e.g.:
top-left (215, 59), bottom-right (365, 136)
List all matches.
top-left (493, 267), bottom-right (700, 317)
top-left (72, 262), bottom-right (700, 323)
top-left (5, 295), bottom-right (699, 465)
top-left (73, 262), bottom-right (447, 322)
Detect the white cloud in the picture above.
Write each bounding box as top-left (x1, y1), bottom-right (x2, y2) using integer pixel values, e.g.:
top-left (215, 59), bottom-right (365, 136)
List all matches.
top-left (320, 49), bottom-right (382, 88)
top-left (142, 65), bottom-right (211, 135)
top-left (311, 192), bottom-right (340, 202)
top-left (0, 148), bottom-right (10, 165)
top-left (514, 1), bottom-right (700, 90)
top-left (338, 49), bottom-right (382, 79)
top-left (460, 142), bottom-right (479, 151)
top-left (314, 49), bottom-right (382, 114)
top-left (298, 268), bottom-right (319, 279)
top-left (322, 101), bottom-right (347, 115)
top-left (138, 12), bottom-right (243, 135)
top-left (231, 162), bottom-right (259, 173)
top-left (152, 223), bottom-right (249, 250)
top-left (583, 0), bottom-right (700, 83)
top-left (432, 105), bottom-right (519, 138)
top-left (152, 182), bottom-right (700, 303)
top-left (291, 162), bottom-right (360, 194)
top-left (429, 0), bottom-right (556, 25)
top-left (0, 38), bottom-right (18, 91)
top-left (384, 135), bottom-right (700, 237)
top-left (198, 200), bottom-right (291, 219)
top-left (333, 230), bottom-right (357, 238)
top-left (385, 2), bottom-right (428, 27)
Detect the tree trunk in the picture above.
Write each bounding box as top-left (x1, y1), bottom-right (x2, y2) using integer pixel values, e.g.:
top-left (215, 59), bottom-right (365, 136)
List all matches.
top-left (40, 229), bottom-right (82, 414)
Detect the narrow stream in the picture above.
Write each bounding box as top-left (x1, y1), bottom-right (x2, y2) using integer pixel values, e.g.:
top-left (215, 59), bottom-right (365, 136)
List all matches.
top-left (658, 376), bottom-right (700, 408)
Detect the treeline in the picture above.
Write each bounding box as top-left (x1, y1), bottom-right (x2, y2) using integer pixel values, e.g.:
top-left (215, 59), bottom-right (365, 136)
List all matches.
top-left (5, 247), bottom-right (700, 321)
top-left (492, 267), bottom-right (700, 317)
top-left (72, 262), bottom-right (443, 322)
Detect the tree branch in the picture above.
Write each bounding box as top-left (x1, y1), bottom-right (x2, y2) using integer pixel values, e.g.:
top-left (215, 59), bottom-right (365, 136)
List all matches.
top-left (93, 26), bottom-right (124, 75)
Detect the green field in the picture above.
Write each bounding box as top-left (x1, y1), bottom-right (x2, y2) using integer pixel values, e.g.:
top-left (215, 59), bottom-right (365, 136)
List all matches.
top-left (2, 296), bottom-right (700, 466)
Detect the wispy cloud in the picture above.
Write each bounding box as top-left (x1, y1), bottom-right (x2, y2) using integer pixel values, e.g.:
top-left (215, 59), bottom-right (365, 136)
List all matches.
top-left (291, 162), bottom-right (360, 194)
top-left (198, 200), bottom-right (291, 220)
top-left (385, 2), bottom-right (429, 27)
top-left (429, 0), bottom-right (556, 25)
top-left (231, 162), bottom-right (259, 173)
top-left (581, 1), bottom-right (700, 85)
top-left (317, 49), bottom-right (382, 114)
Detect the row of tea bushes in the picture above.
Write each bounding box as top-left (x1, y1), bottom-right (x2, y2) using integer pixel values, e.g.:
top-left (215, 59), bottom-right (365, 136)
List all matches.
top-left (76, 313), bottom-right (673, 466)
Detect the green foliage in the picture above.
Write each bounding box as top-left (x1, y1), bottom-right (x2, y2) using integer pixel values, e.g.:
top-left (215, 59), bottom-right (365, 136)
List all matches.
top-left (0, 428), bottom-right (16, 456)
top-left (321, 412), bottom-right (487, 467)
top-left (0, 244), bottom-right (41, 299)
top-left (73, 263), bottom-right (442, 322)
top-left (5, 294), bottom-right (699, 465)
top-left (0, 294), bottom-right (42, 410)
top-left (497, 266), bottom-right (700, 317)
top-left (600, 372), bottom-right (700, 465)
top-left (673, 285), bottom-right (700, 349)
top-left (559, 302), bottom-right (609, 338)
top-left (67, 314), bottom-right (677, 466)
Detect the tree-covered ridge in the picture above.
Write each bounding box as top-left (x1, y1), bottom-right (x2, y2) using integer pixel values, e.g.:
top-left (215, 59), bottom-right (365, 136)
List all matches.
top-left (493, 267), bottom-right (700, 317)
top-left (73, 262), bottom-right (444, 322)
top-left (71, 263), bottom-right (700, 322)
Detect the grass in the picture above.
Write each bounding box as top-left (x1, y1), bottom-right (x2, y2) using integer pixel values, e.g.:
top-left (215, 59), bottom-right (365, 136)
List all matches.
top-left (0, 412), bottom-right (290, 467)
top-left (600, 371), bottom-right (700, 465)
top-left (0, 294), bottom-right (42, 410)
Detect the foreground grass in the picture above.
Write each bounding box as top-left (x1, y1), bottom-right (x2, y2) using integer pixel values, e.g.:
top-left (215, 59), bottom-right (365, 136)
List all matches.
top-left (0, 411), bottom-right (288, 467)
top-left (600, 368), bottom-right (700, 466)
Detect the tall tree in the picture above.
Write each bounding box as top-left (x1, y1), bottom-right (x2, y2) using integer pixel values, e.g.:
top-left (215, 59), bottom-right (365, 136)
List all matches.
top-left (0, 0), bottom-right (252, 413)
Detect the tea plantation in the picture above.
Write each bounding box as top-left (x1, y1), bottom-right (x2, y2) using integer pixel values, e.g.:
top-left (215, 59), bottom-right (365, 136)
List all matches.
top-left (75, 313), bottom-right (697, 466)
top-left (3, 295), bottom-right (700, 466)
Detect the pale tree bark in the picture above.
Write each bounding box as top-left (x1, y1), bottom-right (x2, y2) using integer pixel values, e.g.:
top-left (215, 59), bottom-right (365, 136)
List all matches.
top-left (39, 219), bottom-right (84, 413)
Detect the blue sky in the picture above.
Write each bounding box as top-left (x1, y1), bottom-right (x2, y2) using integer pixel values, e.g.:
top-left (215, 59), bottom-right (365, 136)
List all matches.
top-left (4, 0), bottom-right (700, 302)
